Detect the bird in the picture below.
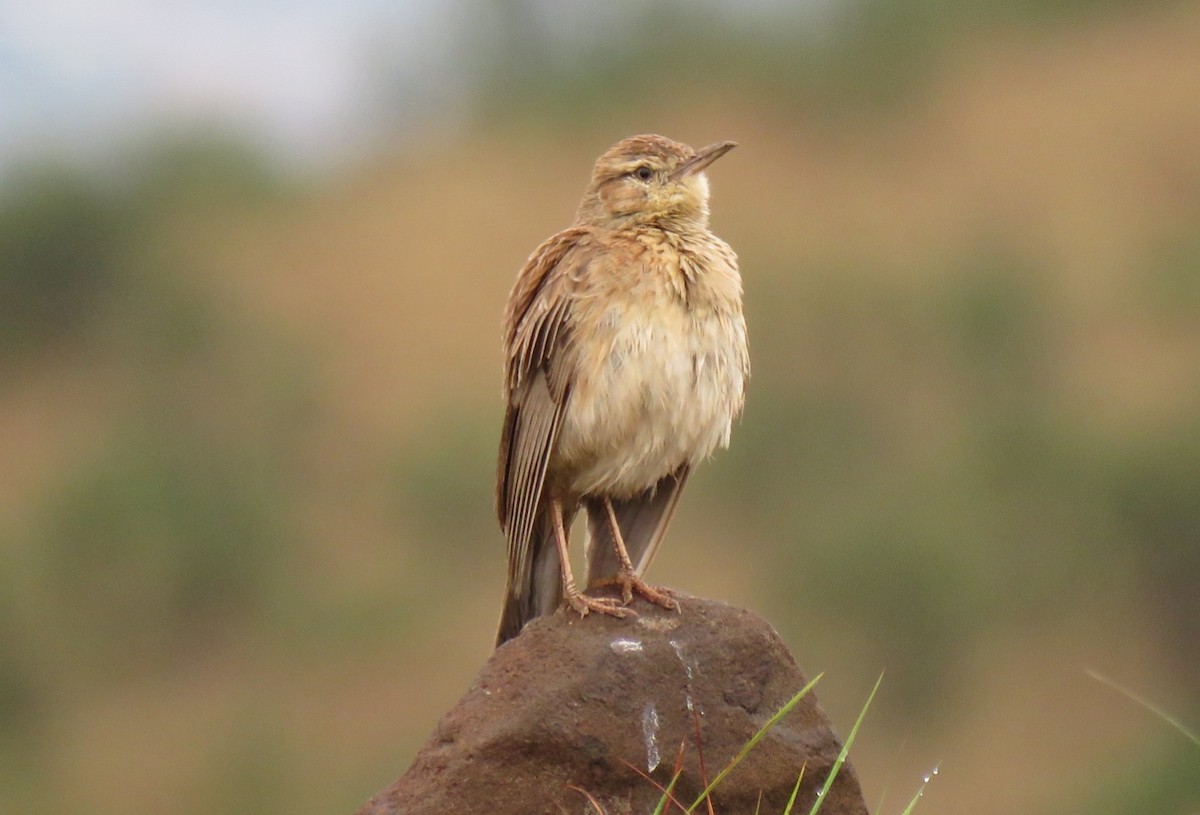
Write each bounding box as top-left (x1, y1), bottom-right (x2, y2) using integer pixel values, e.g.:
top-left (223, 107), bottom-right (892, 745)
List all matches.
top-left (495, 134), bottom-right (748, 647)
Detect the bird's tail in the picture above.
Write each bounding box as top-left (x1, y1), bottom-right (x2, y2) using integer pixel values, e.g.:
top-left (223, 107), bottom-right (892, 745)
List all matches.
top-left (584, 468), bottom-right (690, 586)
top-left (496, 510), bottom-right (564, 647)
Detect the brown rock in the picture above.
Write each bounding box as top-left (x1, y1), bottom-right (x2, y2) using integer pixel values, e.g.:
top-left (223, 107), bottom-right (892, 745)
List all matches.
top-left (357, 592), bottom-right (868, 815)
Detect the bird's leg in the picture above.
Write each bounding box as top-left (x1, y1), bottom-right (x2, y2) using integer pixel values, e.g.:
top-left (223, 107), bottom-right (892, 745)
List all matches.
top-left (604, 498), bottom-right (679, 610)
top-left (551, 498), bottom-right (632, 621)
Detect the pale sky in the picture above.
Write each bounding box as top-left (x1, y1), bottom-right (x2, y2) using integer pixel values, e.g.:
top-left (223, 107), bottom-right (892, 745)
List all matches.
top-left (0, 0), bottom-right (465, 172)
top-left (0, 0), bottom-right (829, 174)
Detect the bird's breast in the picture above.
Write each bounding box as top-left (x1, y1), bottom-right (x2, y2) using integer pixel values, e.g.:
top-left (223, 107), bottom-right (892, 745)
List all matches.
top-left (554, 280), bottom-right (747, 498)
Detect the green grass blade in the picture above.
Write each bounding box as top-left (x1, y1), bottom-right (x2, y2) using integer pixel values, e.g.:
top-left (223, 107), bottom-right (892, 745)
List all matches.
top-left (808, 671), bottom-right (883, 815)
top-left (651, 769), bottom-right (683, 815)
top-left (1086, 668), bottom-right (1200, 748)
top-left (687, 673), bottom-right (824, 812)
top-left (782, 763), bottom-right (807, 815)
top-left (896, 764), bottom-right (939, 815)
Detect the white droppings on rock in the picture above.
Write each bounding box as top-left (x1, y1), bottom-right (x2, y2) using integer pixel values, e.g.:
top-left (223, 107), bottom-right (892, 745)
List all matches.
top-left (669, 639), bottom-right (698, 713)
top-left (610, 637), bottom-right (644, 654)
top-left (642, 701), bottom-right (661, 772)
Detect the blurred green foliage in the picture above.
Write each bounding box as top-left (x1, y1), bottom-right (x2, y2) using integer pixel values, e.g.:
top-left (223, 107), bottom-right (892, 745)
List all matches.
top-left (193, 711), bottom-right (299, 815)
top-left (0, 169), bottom-right (131, 357)
top-left (126, 130), bottom-right (292, 209)
top-left (1142, 234), bottom-right (1200, 319)
top-left (392, 412), bottom-right (496, 553)
top-left (0, 138), bottom-right (283, 364)
top-left (1103, 426), bottom-right (1200, 673)
top-left (1079, 736), bottom-right (1200, 815)
top-left (36, 425), bottom-right (287, 668)
top-left (700, 235), bottom-right (1198, 717)
top-left (464, 0), bottom-right (1149, 123)
top-left (0, 139), bottom-right (307, 752)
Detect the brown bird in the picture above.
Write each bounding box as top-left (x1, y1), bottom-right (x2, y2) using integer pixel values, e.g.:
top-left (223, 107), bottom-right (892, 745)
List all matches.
top-left (495, 134), bottom-right (748, 647)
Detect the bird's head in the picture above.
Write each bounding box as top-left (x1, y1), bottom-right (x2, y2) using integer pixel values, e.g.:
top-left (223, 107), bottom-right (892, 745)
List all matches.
top-left (576, 134), bottom-right (737, 229)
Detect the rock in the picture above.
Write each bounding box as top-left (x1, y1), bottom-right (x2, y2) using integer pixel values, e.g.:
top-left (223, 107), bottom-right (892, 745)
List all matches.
top-left (356, 591), bottom-right (868, 815)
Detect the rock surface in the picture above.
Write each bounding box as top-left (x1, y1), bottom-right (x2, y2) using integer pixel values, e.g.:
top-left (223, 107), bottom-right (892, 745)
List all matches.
top-left (356, 591), bottom-right (868, 815)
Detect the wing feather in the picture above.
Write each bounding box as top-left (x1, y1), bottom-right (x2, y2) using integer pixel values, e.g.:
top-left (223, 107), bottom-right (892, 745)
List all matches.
top-left (503, 375), bottom-right (561, 587)
top-left (496, 227), bottom-right (592, 596)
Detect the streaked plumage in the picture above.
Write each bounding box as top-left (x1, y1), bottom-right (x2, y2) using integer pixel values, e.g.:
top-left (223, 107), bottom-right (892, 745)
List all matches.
top-left (496, 134), bottom-right (748, 647)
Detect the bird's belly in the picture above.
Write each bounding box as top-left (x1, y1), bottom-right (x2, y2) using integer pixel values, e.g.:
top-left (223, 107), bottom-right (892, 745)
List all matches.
top-left (555, 308), bottom-right (745, 498)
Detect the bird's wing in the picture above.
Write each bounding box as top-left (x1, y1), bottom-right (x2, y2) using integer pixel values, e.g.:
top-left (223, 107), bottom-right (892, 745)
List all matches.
top-left (496, 227), bottom-right (589, 592)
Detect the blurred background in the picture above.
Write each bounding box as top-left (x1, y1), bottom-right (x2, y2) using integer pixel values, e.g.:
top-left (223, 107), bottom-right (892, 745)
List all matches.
top-left (1, 1), bottom-right (1198, 813)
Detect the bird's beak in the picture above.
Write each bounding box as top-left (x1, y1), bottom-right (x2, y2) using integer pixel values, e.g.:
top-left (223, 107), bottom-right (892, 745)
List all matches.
top-left (670, 140), bottom-right (738, 180)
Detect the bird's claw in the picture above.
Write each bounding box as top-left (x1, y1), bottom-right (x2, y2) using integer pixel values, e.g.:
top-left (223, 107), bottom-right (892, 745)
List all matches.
top-left (615, 570), bottom-right (679, 611)
top-left (564, 591), bottom-right (635, 621)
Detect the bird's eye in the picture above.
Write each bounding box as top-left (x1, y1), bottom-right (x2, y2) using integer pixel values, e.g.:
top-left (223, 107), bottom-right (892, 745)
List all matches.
top-left (633, 165), bottom-right (654, 181)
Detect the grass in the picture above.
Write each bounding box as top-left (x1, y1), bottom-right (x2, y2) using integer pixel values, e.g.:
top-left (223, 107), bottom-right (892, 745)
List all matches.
top-left (688, 673), bottom-right (825, 812)
top-left (1078, 670), bottom-right (1200, 814)
top-left (802, 673), bottom-right (883, 815)
top-left (1086, 669), bottom-right (1200, 749)
top-left (573, 671), bottom-right (929, 815)
top-left (895, 766), bottom-right (939, 815)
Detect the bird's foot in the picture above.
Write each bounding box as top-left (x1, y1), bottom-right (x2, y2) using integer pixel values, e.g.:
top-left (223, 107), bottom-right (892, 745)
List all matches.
top-left (614, 570), bottom-right (679, 611)
top-left (563, 588), bottom-right (635, 621)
